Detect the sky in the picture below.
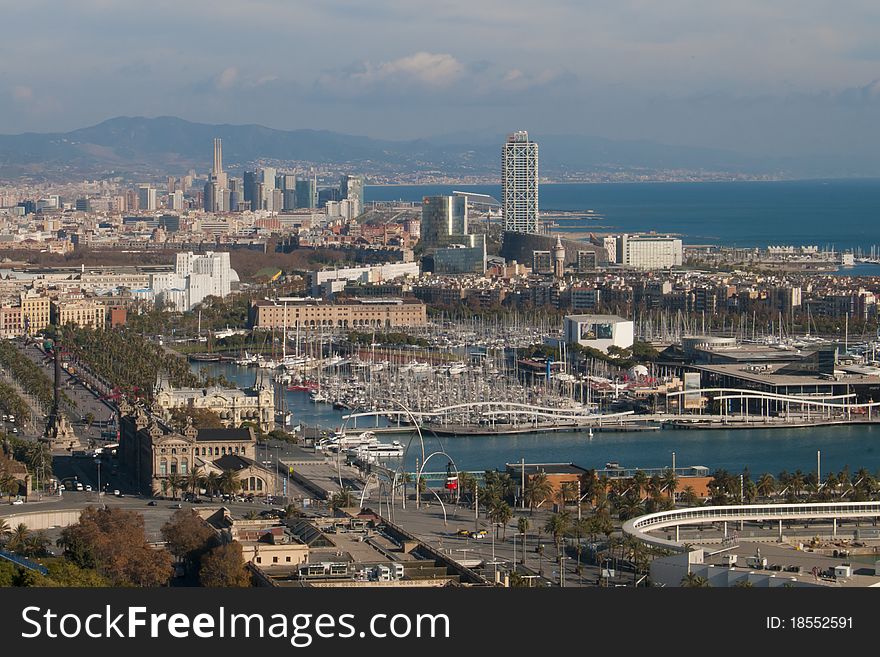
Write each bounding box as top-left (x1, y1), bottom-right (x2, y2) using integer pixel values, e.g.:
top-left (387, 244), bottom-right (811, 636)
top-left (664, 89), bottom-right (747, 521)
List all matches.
top-left (2, 0), bottom-right (880, 158)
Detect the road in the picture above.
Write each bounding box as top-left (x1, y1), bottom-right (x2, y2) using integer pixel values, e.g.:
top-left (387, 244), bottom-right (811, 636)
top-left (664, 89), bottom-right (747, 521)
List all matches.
top-left (14, 339), bottom-right (117, 448)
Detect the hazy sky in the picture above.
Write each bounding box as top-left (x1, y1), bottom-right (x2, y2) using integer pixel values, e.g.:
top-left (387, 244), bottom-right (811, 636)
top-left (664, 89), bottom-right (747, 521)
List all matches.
top-left (2, 0), bottom-right (880, 157)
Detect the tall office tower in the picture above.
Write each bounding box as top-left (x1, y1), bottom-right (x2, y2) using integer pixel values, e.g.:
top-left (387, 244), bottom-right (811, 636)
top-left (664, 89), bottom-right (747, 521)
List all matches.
top-left (228, 178), bottom-right (241, 212)
top-left (277, 174), bottom-right (297, 210)
top-left (138, 185), bottom-right (157, 211)
top-left (421, 195), bottom-right (468, 247)
top-left (295, 176), bottom-right (317, 209)
top-left (501, 130), bottom-right (539, 233)
top-left (211, 138), bottom-right (228, 188)
top-left (204, 137), bottom-right (228, 211)
top-left (260, 168), bottom-right (276, 211)
top-left (169, 190), bottom-right (184, 211)
top-left (243, 170), bottom-right (258, 211)
top-left (340, 174), bottom-right (364, 206)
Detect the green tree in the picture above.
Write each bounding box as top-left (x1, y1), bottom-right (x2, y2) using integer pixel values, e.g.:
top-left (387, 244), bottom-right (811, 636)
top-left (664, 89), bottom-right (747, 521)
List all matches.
top-left (681, 573), bottom-right (710, 587)
top-left (219, 469), bottom-right (241, 496)
top-left (524, 472), bottom-right (553, 514)
top-left (517, 516), bottom-right (530, 565)
top-left (330, 488), bottom-right (356, 510)
top-left (6, 523), bottom-right (30, 552)
top-left (160, 509), bottom-right (218, 572)
top-left (487, 500), bottom-right (513, 539)
top-left (57, 506), bottom-right (172, 586)
top-left (199, 541), bottom-right (251, 587)
top-left (543, 512), bottom-right (571, 572)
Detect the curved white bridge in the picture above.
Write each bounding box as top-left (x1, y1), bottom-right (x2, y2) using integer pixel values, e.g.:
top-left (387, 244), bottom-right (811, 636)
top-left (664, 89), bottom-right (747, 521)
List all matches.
top-left (622, 501), bottom-right (880, 552)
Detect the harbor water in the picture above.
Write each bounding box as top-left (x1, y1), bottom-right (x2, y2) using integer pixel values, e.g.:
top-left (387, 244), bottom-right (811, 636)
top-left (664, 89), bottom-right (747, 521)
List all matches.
top-left (194, 362), bottom-right (880, 477)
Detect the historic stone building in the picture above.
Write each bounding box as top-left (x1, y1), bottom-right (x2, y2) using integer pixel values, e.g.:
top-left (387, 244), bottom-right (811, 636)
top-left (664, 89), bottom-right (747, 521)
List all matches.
top-left (118, 400), bottom-right (276, 498)
top-left (153, 373), bottom-right (275, 432)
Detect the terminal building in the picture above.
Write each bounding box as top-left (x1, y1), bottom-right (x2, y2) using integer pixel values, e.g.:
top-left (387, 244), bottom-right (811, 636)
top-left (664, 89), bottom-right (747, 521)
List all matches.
top-left (563, 314), bottom-right (634, 353)
top-left (118, 400), bottom-right (277, 498)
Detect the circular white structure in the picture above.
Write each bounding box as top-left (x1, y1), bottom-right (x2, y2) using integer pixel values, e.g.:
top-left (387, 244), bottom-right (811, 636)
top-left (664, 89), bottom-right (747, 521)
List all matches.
top-left (623, 501), bottom-right (880, 551)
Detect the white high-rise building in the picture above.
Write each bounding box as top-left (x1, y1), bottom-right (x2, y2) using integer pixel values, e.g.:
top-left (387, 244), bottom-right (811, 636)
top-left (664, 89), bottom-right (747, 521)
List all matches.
top-left (615, 234), bottom-right (683, 270)
top-left (150, 251), bottom-right (238, 312)
top-left (138, 185), bottom-right (157, 211)
top-left (501, 130), bottom-right (539, 234)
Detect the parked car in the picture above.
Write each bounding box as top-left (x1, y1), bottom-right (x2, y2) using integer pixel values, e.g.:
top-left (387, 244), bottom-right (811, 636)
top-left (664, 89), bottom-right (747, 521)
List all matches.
top-left (147, 500), bottom-right (158, 506)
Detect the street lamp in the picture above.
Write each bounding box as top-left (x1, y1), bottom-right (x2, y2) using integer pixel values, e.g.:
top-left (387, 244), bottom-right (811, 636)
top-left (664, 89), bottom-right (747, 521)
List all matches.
top-left (94, 459), bottom-right (102, 496)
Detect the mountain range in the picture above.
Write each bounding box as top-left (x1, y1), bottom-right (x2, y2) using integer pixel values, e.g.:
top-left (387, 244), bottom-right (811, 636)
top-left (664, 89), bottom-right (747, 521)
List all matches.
top-left (0, 116), bottom-right (874, 181)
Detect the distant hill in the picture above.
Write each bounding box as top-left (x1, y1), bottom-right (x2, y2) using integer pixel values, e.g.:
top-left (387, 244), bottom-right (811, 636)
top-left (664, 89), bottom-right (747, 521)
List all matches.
top-left (0, 115), bottom-right (870, 180)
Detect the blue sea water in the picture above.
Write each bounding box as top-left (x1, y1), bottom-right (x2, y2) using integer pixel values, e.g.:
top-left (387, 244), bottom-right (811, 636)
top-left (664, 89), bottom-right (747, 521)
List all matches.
top-left (366, 179), bottom-right (880, 250)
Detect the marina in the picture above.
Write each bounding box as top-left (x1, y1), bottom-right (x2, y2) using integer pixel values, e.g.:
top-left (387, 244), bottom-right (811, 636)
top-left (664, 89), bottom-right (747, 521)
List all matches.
top-left (192, 361), bottom-right (880, 477)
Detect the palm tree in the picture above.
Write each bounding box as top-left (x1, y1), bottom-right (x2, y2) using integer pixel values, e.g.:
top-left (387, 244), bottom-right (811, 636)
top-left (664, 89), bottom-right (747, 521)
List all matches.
top-left (756, 473), bottom-right (775, 499)
top-left (330, 488), bottom-right (356, 510)
top-left (0, 470), bottom-right (18, 501)
top-left (680, 486), bottom-right (699, 506)
top-left (186, 467), bottom-right (205, 497)
top-left (487, 500), bottom-right (512, 538)
top-left (543, 511), bottom-right (571, 575)
top-left (6, 523), bottom-right (29, 552)
top-left (733, 579), bottom-right (753, 588)
top-left (517, 516), bottom-right (530, 565)
top-left (456, 472), bottom-right (476, 506)
top-left (22, 532), bottom-right (50, 558)
top-left (205, 471), bottom-right (222, 500)
top-left (790, 470), bottom-right (806, 499)
top-left (616, 494), bottom-right (644, 521)
top-left (631, 470), bottom-right (649, 500)
top-left (681, 573), bottom-right (710, 587)
top-left (167, 473), bottom-right (183, 500)
top-left (524, 472), bottom-right (553, 514)
top-left (661, 468), bottom-right (678, 499)
top-left (219, 469), bottom-right (241, 496)
top-left (0, 518), bottom-right (10, 545)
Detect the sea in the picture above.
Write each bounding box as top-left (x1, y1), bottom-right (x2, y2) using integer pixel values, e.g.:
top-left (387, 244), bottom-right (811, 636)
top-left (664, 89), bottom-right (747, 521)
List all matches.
top-left (193, 362), bottom-right (880, 478)
top-left (366, 179), bottom-right (880, 253)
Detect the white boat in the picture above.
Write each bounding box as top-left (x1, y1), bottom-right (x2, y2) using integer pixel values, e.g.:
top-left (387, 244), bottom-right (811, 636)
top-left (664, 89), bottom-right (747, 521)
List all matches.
top-left (234, 351), bottom-right (258, 366)
top-left (348, 440), bottom-right (405, 461)
top-left (322, 430), bottom-right (377, 451)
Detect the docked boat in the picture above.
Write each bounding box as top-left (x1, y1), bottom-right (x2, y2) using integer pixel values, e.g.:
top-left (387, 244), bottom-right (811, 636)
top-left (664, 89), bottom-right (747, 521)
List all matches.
top-left (321, 430), bottom-right (378, 451)
top-left (348, 440), bottom-right (405, 462)
top-left (188, 353), bottom-right (221, 362)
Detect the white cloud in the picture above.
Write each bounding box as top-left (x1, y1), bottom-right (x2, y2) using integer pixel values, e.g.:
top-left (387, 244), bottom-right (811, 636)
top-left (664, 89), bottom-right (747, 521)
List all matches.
top-left (321, 52), bottom-right (464, 91)
top-left (216, 67), bottom-right (239, 90)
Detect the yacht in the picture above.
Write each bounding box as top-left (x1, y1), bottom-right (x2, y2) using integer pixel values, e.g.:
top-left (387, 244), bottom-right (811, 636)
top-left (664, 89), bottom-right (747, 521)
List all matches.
top-left (348, 440), bottom-right (405, 462)
top-left (322, 430), bottom-right (378, 451)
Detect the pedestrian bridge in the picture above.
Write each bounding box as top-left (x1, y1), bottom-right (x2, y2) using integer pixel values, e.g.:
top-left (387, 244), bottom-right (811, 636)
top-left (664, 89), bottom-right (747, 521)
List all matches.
top-left (622, 501), bottom-right (880, 552)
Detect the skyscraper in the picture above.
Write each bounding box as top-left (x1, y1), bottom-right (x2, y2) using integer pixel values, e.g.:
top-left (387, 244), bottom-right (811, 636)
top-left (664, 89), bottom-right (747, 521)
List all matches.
top-left (421, 195), bottom-right (468, 247)
top-left (277, 174), bottom-right (297, 211)
top-left (340, 174), bottom-right (364, 205)
top-left (204, 137), bottom-right (228, 211)
top-left (243, 170), bottom-right (259, 211)
top-left (138, 185), bottom-right (157, 211)
top-left (295, 176), bottom-right (317, 209)
top-left (501, 130), bottom-right (539, 233)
